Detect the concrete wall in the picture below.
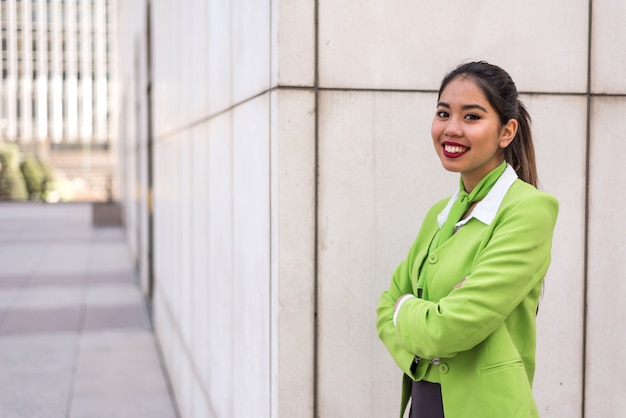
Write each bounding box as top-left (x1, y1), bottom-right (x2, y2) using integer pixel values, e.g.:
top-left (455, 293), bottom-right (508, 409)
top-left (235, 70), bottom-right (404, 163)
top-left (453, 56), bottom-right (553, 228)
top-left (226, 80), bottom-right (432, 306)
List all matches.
top-left (116, 1), bottom-right (626, 417)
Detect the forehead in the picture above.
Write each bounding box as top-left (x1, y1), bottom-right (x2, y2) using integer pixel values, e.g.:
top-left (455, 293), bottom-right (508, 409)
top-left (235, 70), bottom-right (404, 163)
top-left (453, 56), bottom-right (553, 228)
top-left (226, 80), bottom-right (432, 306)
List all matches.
top-left (439, 76), bottom-right (490, 105)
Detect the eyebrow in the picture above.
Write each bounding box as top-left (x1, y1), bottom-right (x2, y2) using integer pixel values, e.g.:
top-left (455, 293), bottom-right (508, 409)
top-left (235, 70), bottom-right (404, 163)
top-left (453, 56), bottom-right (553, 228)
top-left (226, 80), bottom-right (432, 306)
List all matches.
top-left (437, 102), bottom-right (488, 113)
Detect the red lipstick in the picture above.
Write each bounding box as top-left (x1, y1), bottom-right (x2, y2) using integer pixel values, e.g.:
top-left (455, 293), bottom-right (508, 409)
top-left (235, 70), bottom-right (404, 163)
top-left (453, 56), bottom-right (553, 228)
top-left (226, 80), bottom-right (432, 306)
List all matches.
top-left (442, 141), bottom-right (469, 159)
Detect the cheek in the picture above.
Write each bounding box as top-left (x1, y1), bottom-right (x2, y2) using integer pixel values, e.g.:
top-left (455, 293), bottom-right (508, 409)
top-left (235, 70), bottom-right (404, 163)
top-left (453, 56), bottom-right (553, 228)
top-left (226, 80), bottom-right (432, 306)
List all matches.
top-left (431, 120), bottom-right (442, 140)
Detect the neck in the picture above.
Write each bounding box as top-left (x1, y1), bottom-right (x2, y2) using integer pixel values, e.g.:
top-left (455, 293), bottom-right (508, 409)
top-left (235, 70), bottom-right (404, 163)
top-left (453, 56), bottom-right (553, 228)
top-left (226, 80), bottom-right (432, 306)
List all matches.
top-left (461, 161), bottom-right (507, 195)
top-left (461, 161), bottom-right (506, 193)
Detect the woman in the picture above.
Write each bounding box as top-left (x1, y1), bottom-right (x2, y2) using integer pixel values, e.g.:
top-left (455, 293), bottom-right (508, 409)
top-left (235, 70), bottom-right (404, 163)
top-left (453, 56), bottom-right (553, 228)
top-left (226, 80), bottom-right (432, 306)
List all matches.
top-left (376, 61), bottom-right (558, 418)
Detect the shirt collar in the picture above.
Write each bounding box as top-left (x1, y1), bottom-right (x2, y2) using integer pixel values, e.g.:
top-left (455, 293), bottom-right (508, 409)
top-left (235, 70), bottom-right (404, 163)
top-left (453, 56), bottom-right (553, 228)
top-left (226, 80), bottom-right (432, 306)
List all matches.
top-left (437, 164), bottom-right (518, 228)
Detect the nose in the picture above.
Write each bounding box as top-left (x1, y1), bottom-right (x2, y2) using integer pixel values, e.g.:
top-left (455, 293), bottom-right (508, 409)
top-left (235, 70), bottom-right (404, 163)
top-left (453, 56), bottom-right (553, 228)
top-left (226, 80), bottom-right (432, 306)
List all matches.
top-left (443, 117), bottom-right (462, 137)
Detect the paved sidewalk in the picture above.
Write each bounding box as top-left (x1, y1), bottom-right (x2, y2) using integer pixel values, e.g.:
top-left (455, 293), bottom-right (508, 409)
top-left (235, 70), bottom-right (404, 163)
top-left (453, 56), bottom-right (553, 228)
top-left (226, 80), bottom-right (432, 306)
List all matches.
top-left (0, 203), bottom-right (179, 418)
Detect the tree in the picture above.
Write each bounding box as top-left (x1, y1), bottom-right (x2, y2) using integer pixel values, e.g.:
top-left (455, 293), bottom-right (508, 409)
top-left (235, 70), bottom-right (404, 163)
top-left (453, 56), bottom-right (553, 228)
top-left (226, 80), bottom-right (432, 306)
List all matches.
top-left (0, 142), bottom-right (28, 201)
top-left (20, 154), bottom-right (45, 200)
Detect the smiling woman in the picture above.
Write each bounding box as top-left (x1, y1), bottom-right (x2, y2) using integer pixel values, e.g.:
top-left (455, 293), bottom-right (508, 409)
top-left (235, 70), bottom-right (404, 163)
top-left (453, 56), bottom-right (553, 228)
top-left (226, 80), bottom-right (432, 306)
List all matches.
top-left (432, 76), bottom-right (518, 192)
top-left (376, 61), bottom-right (558, 418)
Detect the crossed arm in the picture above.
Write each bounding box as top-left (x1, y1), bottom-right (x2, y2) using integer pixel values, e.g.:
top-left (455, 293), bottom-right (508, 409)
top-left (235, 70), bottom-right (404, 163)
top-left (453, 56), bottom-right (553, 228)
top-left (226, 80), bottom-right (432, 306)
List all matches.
top-left (376, 193), bottom-right (558, 375)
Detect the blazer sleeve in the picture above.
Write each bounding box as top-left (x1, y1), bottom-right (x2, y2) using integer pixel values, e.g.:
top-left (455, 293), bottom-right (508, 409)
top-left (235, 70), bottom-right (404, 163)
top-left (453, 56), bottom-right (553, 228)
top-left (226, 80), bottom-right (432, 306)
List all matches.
top-left (376, 202), bottom-right (445, 377)
top-left (394, 192), bottom-right (558, 359)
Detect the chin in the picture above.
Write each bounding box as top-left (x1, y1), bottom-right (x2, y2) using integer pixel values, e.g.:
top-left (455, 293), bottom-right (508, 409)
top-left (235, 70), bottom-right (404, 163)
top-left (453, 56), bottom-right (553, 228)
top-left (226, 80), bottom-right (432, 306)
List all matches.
top-left (439, 159), bottom-right (463, 174)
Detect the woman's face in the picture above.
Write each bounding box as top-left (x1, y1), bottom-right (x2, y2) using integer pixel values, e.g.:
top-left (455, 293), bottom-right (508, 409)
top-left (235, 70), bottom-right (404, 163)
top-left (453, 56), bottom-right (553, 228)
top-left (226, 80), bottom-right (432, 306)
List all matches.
top-left (431, 76), bottom-right (517, 192)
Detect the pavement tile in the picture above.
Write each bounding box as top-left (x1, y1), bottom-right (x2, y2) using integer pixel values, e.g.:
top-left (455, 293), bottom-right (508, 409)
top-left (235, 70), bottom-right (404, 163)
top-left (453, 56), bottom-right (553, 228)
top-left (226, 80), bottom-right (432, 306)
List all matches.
top-left (0, 370), bottom-right (72, 418)
top-left (70, 393), bottom-right (177, 418)
top-left (2, 231), bottom-right (91, 242)
top-left (78, 329), bottom-right (159, 350)
top-left (76, 333), bottom-right (164, 377)
top-left (90, 271), bottom-right (136, 284)
top-left (90, 228), bottom-right (126, 240)
top-left (85, 284), bottom-right (143, 306)
top-left (11, 286), bottom-right (85, 309)
top-left (71, 331), bottom-right (177, 418)
top-left (0, 307), bottom-right (82, 335)
top-left (83, 304), bottom-right (150, 331)
top-left (0, 333), bottom-right (77, 373)
top-left (0, 244), bottom-right (48, 276)
top-left (90, 243), bottom-right (134, 272)
top-left (0, 276), bottom-right (29, 288)
top-left (0, 221), bottom-right (84, 241)
top-left (0, 288), bottom-right (18, 310)
top-left (37, 244), bottom-right (91, 275)
top-left (29, 273), bottom-right (90, 287)
top-left (0, 203), bottom-right (91, 221)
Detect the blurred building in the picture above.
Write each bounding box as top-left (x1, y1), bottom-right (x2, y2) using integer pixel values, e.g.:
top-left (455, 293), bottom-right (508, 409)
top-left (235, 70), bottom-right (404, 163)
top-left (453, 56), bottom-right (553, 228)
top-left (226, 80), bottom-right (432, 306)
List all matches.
top-left (0, 0), bottom-right (116, 201)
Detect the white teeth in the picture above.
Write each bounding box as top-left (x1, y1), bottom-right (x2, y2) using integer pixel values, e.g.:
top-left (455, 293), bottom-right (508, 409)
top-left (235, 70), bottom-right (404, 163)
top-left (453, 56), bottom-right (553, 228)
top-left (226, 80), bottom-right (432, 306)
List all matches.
top-left (444, 144), bottom-right (468, 154)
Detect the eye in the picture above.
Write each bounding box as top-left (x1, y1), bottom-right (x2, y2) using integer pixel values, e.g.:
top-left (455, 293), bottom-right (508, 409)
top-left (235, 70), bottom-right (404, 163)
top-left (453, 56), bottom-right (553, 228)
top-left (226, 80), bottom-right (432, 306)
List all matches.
top-left (436, 110), bottom-right (449, 118)
top-left (464, 113), bottom-right (481, 121)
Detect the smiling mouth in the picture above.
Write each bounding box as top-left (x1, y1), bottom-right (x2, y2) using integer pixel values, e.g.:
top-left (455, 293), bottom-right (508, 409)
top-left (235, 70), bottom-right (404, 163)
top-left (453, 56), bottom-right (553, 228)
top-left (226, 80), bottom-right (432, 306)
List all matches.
top-left (443, 143), bottom-right (469, 158)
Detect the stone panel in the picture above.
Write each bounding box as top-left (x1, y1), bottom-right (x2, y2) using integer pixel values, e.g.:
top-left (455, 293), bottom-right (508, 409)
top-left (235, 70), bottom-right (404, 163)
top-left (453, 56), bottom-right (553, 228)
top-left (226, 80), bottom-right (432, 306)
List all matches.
top-left (523, 94), bottom-right (587, 417)
top-left (592, 0), bottom-right (626, 94)
top-left (270, 89), bottom-right (316, 416)
top-left (232, 93), bottom-right (272, 417)
top-left (586, 97), bottom-right (626, 417)
top-left (317, 90), bottom-right (452, 417)
top-left (319, 0), bottom-right (588, 92)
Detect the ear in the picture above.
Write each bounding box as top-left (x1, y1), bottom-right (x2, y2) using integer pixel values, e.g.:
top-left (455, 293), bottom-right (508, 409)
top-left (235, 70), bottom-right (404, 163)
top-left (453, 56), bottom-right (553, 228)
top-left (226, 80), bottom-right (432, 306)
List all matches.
top-left (499, 119), bottom-right (518, 148)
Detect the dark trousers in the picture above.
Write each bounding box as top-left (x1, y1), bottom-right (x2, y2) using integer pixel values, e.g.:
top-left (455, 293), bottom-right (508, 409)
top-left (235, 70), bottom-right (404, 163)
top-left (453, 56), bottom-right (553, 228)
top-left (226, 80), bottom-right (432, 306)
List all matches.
top-left (410, 380), bottom-right (444, 418)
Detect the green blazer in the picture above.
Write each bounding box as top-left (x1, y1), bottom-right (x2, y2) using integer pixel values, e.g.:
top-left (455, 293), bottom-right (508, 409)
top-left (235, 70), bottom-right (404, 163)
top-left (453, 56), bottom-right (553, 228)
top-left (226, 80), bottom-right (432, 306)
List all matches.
top-left (376, 179), bottom-right (558, 418)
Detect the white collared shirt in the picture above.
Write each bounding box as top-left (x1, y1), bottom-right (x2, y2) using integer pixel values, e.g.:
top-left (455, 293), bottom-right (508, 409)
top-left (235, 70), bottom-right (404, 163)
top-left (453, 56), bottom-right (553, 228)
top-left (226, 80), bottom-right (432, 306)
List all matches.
top-left (437, 164), bottom-right (518, 230)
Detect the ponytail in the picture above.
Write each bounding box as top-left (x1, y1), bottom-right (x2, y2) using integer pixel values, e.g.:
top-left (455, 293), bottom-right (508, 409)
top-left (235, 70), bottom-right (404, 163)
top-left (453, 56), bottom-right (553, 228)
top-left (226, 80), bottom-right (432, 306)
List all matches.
top-left (505, 100), bottom-right (538, 187)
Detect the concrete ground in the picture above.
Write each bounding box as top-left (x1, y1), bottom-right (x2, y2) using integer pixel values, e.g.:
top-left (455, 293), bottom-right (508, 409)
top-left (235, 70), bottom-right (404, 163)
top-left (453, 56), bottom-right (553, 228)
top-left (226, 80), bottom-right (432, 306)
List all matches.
top-left (0, 202), bottom-right (179, 418)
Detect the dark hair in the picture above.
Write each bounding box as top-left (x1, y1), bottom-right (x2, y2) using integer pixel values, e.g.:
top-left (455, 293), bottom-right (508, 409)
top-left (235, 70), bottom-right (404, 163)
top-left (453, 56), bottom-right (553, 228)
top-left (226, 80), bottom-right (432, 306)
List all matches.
top-left (438, 61), bottom-right (538, 187)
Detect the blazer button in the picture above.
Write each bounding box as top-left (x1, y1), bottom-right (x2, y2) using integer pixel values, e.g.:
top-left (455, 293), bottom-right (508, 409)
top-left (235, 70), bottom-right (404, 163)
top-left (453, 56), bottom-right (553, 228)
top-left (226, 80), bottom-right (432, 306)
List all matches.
top-left (439, 363), bottom-right (449, 374)
top-left (428, 254), bottom-right (438, 264)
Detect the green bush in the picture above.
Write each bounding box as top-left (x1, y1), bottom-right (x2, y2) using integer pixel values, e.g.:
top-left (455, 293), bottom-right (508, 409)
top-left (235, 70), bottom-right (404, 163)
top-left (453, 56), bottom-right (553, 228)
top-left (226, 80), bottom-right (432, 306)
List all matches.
top-left (20, 154), bottom-right (46, 200)
top-left (0, 143), bottom-right (28, 201)
top-left (39, 160), bottom-right (56, 201)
